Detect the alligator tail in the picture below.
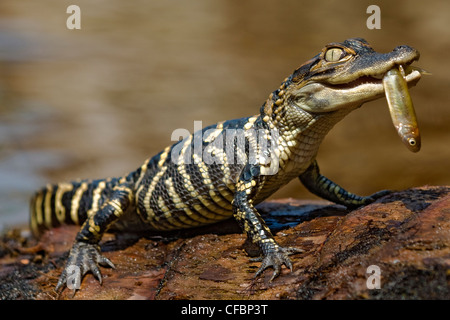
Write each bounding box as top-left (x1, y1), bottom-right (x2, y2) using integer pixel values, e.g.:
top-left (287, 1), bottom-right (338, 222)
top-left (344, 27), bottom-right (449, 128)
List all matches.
top-left (29, 178), bottom-right (121, 238)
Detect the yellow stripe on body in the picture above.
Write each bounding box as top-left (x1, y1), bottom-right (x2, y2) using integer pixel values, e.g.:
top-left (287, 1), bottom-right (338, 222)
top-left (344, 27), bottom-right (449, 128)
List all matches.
top-left (110, 185), bottom-right (134, 219)
top-left (243, 115), bottom-right (258, 130)
top-left (43, 184), bottom-right (53, 228)
top-left (203, 127), bottom-right (234, 204)
top-left (135, 158), bottom-right (152, 218)
top-left (203, 127), bottom-right (223, 143)
top-left (34, 191), bottom-right (44, 227)
top-left (30, 191), bottom-right (44, 236)
top-left (192, 153), bottom-right (232, 214)
top-left (143, 146), bottom-right (171, 226)
top-left (163, 177), bottom-right (208, 226)
top-left (203, 143), bottom-right (234, 204)
top-left (54, 183), bottom-right (74, 223)
top-left (134, 158), bottom-right (150, 189)
top-left (86, 181), bottom-right (106, 218)
top-left (216, 120), bottom-right (225, 129)
top-left (176, 137), bottom-right (228, 222)
top-left (156, 194), bottom-right (186, 229)
top-left (70, 181), bottom-right (89, 225)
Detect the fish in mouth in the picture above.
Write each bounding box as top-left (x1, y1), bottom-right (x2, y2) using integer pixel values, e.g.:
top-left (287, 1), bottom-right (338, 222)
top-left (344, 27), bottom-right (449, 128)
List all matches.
top-left (289, 38), bottom-right (429, 152)
top-left (383, 65), bottom-right (429, 152)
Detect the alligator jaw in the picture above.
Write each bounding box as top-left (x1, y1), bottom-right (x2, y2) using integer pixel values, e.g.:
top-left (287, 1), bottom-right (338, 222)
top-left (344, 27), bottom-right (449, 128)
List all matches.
top-left (293, 63), bottom-right (423, 113)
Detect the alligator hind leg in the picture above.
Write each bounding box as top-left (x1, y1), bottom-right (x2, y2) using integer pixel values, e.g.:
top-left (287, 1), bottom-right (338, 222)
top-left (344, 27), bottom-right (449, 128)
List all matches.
top-left (55, 184), bottom-right (134, 295)
top-left (299, 160), bottom-right (391, 209)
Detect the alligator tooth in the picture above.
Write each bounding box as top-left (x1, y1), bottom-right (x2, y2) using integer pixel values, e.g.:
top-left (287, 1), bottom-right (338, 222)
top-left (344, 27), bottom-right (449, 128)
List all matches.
top-left (371, 73), bottom-right (385, 80)
top-left (382, 67), bottom-right (421, 152)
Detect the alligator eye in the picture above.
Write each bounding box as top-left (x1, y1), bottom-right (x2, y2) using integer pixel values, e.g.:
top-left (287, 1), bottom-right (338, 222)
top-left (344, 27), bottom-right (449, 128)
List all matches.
top-left (325, 48), bottom-right (345, 62)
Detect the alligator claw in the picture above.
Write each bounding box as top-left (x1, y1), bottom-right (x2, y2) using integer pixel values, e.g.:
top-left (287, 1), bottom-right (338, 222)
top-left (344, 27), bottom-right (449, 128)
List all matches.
top-left (360, 189), bottom-right (392, 206)
top-left (346, 189), bottom-right (392, 209)
top-left (55, 242), bottom-right (115, 295)
top-left (368, 189), bottom-right (392, 200)
top-left (253, 246), bottom-right (303, 281)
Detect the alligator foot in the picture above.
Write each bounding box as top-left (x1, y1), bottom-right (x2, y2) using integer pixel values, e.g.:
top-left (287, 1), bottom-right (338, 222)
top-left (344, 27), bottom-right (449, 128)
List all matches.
top-left (252, 245), bottom-right (304, 281)
top-left (55, 242), bottom-right (115, 296)
top-left (347, 189), bottom-right (392, 209)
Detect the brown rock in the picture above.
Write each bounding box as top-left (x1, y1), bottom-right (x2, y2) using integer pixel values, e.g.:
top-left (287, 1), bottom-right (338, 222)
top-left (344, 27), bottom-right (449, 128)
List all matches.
top-left (0, 186), bottom-right (449, 300)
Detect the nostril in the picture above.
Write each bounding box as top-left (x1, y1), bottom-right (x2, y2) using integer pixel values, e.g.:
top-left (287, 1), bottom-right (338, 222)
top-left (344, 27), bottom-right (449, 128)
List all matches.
top-left (392, 45), bottom-right (420, 61)
top-left (394, 45), bottom-right (412, 51)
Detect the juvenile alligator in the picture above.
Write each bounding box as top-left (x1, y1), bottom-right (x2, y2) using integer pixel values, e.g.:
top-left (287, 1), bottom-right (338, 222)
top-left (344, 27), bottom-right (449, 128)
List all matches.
top-left (30, 38), bottom-right (424, 294)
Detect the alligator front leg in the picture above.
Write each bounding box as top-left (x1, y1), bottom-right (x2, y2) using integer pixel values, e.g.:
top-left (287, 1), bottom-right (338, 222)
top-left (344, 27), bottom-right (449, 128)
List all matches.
top-left (55, 184), bottom-right (134, 295)
top-left (232, 164), bottom-right (303, 280)
top-left (299, 160), bottom-right (390, 209)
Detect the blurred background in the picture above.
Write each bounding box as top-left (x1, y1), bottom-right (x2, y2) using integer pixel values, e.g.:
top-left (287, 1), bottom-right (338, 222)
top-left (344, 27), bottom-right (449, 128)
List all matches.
top-left (0, 0), bottom-right (449, 231)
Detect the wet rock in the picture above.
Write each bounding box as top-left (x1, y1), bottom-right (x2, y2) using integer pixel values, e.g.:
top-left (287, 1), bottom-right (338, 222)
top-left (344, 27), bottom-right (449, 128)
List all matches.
top-left (0, 185), bottom-right (448, 300)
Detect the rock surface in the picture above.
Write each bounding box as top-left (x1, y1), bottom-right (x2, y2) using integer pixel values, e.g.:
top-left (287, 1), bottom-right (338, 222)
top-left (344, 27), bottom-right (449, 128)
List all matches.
top-left (0, 186), bottom-right (449, 300)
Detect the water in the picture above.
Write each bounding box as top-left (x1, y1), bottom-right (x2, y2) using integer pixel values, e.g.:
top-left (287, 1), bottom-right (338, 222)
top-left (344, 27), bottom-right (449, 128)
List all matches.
top-left (0, 0), bottom-right (449, 232)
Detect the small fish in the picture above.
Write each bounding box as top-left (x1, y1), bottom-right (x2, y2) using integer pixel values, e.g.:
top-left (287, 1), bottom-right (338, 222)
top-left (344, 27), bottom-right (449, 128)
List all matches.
top-left (383, 66), bottom-right (421, 152)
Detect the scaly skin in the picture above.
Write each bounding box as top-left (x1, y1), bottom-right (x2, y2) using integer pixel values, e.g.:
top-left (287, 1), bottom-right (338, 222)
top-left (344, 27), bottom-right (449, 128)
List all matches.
top-left (29, 38), bottom-right (423, 295)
